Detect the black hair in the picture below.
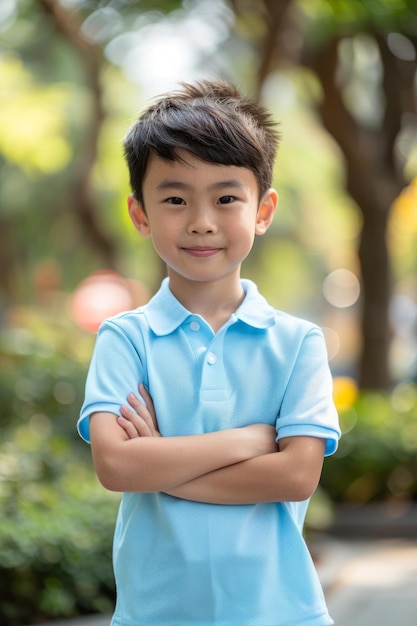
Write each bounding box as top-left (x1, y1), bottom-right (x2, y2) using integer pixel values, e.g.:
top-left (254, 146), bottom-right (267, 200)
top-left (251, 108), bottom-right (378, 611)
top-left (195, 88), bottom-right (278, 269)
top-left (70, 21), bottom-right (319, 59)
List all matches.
top-left (123, 80), bottom-right (280, 204)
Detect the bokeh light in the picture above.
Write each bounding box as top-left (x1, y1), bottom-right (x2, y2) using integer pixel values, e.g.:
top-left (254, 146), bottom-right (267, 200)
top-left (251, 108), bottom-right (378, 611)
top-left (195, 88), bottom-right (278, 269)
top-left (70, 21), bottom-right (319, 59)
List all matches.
top-left (323, 269), bottom-right (361, 308)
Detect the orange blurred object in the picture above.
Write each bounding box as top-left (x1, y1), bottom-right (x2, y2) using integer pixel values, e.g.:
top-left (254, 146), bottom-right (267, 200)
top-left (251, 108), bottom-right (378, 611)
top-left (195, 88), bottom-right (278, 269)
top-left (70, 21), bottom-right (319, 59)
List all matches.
top-left (69, 270), bottom-right (150, 333)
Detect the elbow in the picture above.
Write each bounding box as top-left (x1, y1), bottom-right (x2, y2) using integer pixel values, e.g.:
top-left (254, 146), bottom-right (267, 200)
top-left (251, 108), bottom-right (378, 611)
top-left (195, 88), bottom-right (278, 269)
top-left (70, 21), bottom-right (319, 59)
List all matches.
top-left (99, 476), bottom-right (124, 493)
top-left (94, 459), bottom-right (125, 492)
top-left (92, 448), bottom-right (160, 493)
top-left (289, 471), bottom-right (321, 502)
top-left (293, 484), bottom-right (318, 502)
top-left (92, 448), bottom-right (134, 493)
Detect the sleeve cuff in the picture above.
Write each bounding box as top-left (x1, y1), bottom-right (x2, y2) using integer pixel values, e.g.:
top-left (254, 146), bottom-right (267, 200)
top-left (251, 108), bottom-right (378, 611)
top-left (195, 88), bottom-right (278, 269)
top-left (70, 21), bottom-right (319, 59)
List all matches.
top-left (276, 424), bottom-right (340, 456)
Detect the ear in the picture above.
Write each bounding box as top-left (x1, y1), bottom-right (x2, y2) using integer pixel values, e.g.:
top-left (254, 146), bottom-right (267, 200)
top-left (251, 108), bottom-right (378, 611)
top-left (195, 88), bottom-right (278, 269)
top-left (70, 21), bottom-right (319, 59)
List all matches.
top-left (127, 194), bottom-right (151, 237)
top-left (255, 188), bottom-right (278, 236)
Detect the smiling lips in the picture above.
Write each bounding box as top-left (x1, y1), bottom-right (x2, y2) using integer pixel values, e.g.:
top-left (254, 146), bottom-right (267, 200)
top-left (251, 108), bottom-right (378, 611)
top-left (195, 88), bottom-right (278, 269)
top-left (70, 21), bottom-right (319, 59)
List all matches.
top-left (182, 247), bottom-right (222, 258)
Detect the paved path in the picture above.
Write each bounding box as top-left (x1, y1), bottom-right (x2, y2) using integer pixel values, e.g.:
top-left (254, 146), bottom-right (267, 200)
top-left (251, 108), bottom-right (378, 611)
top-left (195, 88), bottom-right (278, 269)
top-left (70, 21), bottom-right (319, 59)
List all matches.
top-left (316, 537), bottom-right (417, 625)
top-left (32, 537), bottom-right (417, 626)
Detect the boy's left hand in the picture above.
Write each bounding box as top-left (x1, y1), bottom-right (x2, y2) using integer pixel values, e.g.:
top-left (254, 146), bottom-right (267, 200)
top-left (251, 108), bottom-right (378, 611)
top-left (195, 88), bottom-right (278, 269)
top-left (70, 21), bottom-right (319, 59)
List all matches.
top-left (118, 384), bottom-right (161, 438)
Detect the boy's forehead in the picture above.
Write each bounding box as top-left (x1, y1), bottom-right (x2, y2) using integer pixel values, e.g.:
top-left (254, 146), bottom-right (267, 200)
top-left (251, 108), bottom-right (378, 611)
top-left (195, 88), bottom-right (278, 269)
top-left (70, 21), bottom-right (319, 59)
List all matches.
top-left (144, 150), bottom-right (258, 190)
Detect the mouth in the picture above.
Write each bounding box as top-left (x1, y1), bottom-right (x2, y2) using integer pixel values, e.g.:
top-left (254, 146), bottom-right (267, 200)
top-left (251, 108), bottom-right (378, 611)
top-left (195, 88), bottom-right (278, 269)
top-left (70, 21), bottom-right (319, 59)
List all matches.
top-left (181, 247), bottom-right (222, 258)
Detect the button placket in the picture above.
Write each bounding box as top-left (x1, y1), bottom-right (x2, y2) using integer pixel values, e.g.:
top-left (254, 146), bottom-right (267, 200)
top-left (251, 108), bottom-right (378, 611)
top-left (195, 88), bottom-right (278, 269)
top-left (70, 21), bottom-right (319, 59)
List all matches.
top-left (184, 317), bottom-right (234, 401)
top-left (183, 317), bottom-right (212, 368)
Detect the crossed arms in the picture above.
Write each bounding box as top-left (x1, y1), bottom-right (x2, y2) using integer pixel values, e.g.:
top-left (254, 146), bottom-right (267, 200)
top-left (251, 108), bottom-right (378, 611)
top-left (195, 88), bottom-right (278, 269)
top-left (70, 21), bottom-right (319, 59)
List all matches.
top-left (89, 384), bottom-right (326, 505)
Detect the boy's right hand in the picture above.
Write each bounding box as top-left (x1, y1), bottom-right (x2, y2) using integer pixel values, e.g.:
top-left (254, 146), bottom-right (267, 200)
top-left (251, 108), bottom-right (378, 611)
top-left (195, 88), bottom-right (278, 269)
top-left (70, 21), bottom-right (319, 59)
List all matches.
top-left (242, 423), bottom-right (278, 457)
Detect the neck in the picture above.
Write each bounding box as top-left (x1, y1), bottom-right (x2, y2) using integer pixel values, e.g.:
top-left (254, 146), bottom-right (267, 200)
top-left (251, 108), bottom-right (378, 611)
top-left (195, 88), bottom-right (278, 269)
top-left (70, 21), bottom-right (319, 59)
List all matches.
top-left (167, 274), bottom-right (245, 332)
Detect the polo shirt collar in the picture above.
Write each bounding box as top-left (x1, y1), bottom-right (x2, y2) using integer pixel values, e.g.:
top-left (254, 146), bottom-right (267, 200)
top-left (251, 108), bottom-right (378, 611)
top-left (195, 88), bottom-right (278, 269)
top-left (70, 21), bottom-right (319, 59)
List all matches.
top-left (144, 277), bottom-right (276, 336)
top-left (237, 279), bottom-right (276, 328)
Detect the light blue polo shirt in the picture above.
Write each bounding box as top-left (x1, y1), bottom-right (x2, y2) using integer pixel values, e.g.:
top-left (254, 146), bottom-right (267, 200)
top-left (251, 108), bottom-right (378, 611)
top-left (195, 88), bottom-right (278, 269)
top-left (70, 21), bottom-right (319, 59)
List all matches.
top-left (78, 278), bottom-right (340, 626)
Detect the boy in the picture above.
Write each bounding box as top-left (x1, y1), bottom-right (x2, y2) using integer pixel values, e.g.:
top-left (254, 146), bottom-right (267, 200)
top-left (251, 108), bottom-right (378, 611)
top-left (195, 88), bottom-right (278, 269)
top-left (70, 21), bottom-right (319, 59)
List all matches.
top-left (78, 80), bottom-right (341, 625)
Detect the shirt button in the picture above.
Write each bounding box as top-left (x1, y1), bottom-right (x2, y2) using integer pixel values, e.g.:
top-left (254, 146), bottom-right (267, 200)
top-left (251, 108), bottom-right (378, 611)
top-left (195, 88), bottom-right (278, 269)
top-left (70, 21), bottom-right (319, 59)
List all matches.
top-left (190, 321), bottom-right (200, 332)
top-left (207, 352), bottom-right (217, 365)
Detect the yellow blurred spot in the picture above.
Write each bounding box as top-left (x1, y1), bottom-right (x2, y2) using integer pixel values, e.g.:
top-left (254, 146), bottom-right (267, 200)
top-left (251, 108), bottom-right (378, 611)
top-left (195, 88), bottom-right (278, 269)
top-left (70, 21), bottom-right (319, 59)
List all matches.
top-left (0, 54), bottom-right (73, 173)
top-left (389, 178), bottom-right (417, 266)
top-left (392, 178), bottom-right (417, 229)
top-left (32, 136), bottom-right (72, 173)
top-left (333, 376), bottom-right (358, 411)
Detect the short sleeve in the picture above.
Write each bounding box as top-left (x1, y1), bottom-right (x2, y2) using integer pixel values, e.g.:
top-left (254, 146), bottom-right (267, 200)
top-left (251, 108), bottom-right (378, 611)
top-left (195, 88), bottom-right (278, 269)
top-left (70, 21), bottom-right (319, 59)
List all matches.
top-left (77, 320), bottom-right (147, 443)
top-left (276, 327), bottom-right (341, 456)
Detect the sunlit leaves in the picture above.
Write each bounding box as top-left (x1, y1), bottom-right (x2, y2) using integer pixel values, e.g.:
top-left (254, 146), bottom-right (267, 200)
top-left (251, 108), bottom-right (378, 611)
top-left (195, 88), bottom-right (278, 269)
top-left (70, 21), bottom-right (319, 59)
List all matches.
top-left (0, 53), bottom-right (73, 174)
top-left (318, 0), bottom-right (414, 27)
top-left (389, 177), bottom-right (417, 274)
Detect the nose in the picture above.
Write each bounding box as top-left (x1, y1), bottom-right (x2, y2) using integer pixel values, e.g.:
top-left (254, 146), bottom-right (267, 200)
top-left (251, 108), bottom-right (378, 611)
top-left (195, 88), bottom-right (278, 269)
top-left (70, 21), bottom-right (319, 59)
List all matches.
top-left (187, 207), bottom-right (217, 235)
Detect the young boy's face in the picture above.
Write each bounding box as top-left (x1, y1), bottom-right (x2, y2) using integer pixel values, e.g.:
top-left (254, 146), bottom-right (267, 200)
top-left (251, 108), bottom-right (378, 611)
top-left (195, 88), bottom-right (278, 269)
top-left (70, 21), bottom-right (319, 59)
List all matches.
top-left (128, 151), bottom-right (277, 289)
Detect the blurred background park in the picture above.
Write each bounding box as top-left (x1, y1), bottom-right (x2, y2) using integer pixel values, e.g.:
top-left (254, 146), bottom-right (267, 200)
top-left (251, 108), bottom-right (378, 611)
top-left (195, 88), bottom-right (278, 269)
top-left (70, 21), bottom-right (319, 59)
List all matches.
top-left (0, 0), bottom-right (417, 623)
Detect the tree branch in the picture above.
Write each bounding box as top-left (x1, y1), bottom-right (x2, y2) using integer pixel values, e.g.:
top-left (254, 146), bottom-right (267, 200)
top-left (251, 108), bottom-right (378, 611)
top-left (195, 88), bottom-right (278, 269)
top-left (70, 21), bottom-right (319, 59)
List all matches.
top-left (230, 0), bottom-right (296, 98)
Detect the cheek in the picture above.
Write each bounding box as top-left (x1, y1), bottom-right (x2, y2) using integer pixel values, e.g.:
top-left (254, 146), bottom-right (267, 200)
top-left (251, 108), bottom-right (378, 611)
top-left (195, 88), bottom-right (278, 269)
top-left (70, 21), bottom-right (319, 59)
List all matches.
top-left (148, 225), bottom-right (177, 257)
top-left (230, 216), bottom-right (257, 241)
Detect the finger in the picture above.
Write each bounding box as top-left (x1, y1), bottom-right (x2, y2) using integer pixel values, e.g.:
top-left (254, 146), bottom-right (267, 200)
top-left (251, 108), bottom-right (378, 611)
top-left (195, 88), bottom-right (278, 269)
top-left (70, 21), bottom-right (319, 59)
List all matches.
top-left (127, 392), bottom-right (157, 435)
top-left (120, 404), bottom-right (153, 437)
top-left (138, 383), bottom-right (153, 409)
top-left (117, 415), bottom-right (141, 439)
top-left (138, 384), bottom-right (159, 431)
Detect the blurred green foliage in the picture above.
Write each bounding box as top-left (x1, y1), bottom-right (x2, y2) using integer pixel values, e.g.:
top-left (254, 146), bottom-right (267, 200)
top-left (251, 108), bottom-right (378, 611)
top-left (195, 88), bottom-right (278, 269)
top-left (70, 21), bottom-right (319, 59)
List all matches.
top-left (0, 331), bottom-right (118, 625)
top-left (321, 384), bottom-right (417, 503)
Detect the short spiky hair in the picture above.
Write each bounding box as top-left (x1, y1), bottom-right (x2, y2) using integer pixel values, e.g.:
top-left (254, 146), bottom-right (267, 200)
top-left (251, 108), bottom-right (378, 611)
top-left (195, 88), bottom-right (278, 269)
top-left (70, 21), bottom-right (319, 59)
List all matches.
top-left (123, 80), bottom-right (280, 204)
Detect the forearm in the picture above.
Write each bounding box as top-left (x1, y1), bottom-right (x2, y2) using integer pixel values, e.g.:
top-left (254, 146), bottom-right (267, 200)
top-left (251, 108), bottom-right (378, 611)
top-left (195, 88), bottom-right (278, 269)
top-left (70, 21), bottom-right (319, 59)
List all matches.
top-left (166, 437), bottom-right (326, 505)
top-left (90, 412), bottom-right (276, 493)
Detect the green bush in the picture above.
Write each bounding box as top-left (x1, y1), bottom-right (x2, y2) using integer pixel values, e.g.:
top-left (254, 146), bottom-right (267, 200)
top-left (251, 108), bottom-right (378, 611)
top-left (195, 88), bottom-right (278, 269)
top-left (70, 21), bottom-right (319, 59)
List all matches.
top-left (0, 329), bottom-right (118, 625)
top-left (0, 479), bottom-right (117, 625)
top-left (321, 384), bottom-right (417, 503)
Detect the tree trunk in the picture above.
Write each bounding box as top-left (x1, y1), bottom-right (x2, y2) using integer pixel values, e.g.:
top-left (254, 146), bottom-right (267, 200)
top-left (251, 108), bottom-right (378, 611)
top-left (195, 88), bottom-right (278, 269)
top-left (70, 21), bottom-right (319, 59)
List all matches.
top-left (39, 0), bottom-right (118, 269)
top-left (357, 202), bottom-right (391, 388)
top-left (311, 37), bottom-right (406, 389)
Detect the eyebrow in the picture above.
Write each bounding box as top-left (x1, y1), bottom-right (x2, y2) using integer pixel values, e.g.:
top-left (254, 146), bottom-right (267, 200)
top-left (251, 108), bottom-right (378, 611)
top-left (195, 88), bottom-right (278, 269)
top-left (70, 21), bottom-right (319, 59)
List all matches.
top-left (156, 179), bottom-right (245, 192)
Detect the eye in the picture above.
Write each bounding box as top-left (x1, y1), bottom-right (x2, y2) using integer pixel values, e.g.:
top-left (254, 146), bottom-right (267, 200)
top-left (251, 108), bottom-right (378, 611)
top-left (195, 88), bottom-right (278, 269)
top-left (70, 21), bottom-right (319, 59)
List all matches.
top-left (167, 197), bottom-right (185, 205)
top-left (218, 195), bottom-right (235, 205)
